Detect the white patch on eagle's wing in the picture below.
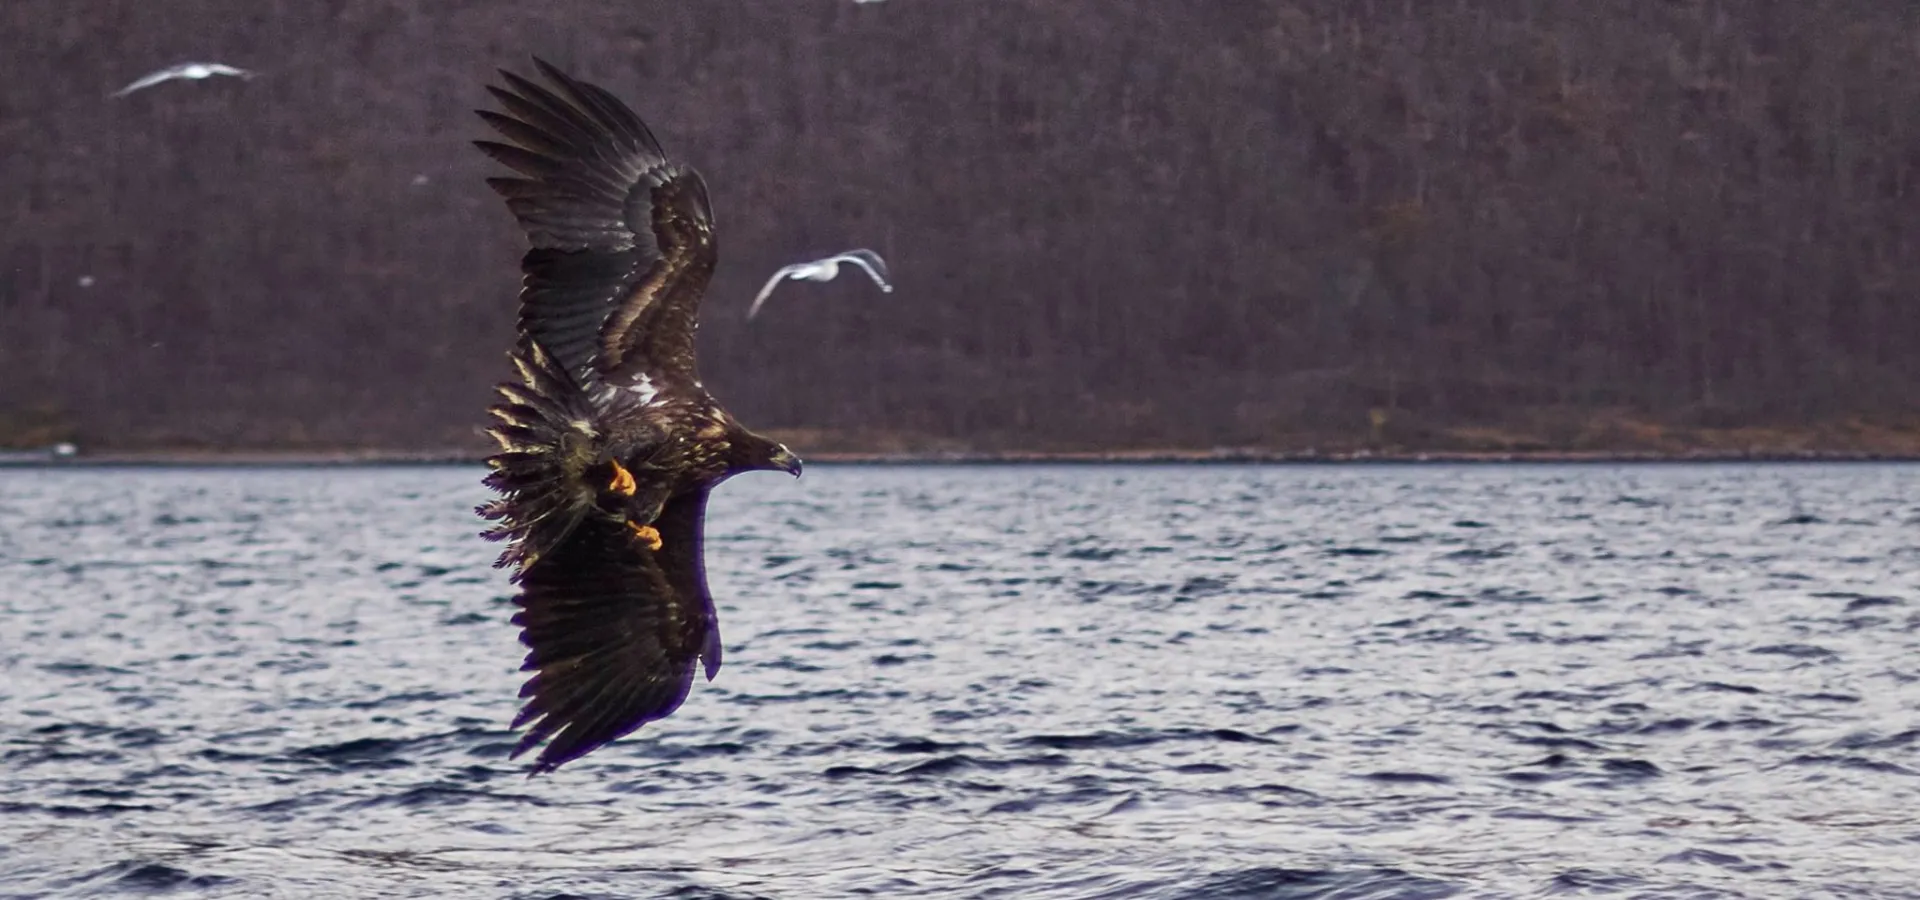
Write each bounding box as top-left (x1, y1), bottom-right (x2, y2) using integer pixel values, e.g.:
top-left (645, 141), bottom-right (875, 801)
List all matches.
top-left (625, 374), bottom-right (661, 406)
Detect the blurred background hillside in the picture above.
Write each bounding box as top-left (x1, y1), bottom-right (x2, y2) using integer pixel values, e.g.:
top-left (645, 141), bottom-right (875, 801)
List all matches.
top-left (3, 1), bottom-right (1917, 456)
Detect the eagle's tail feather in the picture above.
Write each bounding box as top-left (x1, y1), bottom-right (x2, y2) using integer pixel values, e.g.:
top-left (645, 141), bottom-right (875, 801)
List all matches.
top-left (479, 340), bottom-right (602, 576)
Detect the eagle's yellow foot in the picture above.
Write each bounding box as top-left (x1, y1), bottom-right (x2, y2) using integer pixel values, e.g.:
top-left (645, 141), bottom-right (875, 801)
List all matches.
top-left (628, 522), bottom-right (662, 551)
top-left (607, 460), bottom-right (637, 496)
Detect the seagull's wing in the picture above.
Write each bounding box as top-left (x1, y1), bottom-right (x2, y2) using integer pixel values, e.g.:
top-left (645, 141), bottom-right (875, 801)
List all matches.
top-left (205, 64), bottom-right (254, 79)
top-left (113, 67), bottom-right (183, 98)
top-left (507, 489), bottom-right (718, 774)
top-left (747, 264), bottom-right (805, 319)
top-left (834, 250), bottom-right (894, 292)
top-left (476, 58), bottom-right (717, 389)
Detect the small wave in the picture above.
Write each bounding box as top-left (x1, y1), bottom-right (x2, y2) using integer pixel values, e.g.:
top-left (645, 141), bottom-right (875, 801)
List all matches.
top-left (800, 639), bottom-right (861, 651)
top-left (1634, 718), bottom-right (1696, 735)
top-left (1074, 579), bottom-right (1173, 601)
top-left (648, 885), bottom-right (779, 900)
top-left (1514, 690), bottom-right (1603, 704)
top-left (1613, 495), bottom-right (1664, 508)
top-left (0, 799), bottom-right (164, 819)
top-left (821, 764), bottom-right (887, 779)
top-left (870, 652), bottom-right (931, 666)
top-left (243, 792), bottom-right (336, 818)
top-left (881, 738), bottom-right (976, 754)
top-left (288, 728), bottom-right (515, 770)
top-left (1407, 626), bottom-right (1491, 645)
top-left (1548, 868), bottom-right (1649, 892)
top-left (1172, 762), bottom-right (1231, 774)
top-left (1700, 717), bottom-right (1780, 731)
top-left (1508, 735), bottom-right (1607, 752)
top-left (1830, 728), bottom-right (1920, 751)
top-left (37, 661), bottom-right (133, 676)
top-left (1021, 729), bottom-right (1152, 752)
top-left (624, 740), bottom-right (750, 762)
top-left (1491, 806), bottom-right (1600, 823)
top-left (1657, 847), bottom-right (1781, 874)
top-left (1784, 754), bottom-right (1916, 776)
top-left (1164, 865), bottom-right (1460, 900)
top-left (292, 736), bottom-right (417, 769)
top-left (343, 782), bottom-right (551, 810)
top-left (1357, 771), bottom-right (1451, 785)
top-left (1843, 595), bottom-right (1903, 612)
top-left (757, 657), bottom-right (827, 673)
top-left (1178, 575), bottom-right (1232, 597)
top-left (1749, 643), bottom-right (1838, 660)
top-left (1477, 586), bottom-right (1548, 604)
top-left (1796, 692), bottom-right (1860, 703)
top-left (895, 754), bottom-right (980, 777)
top-left (343, 690), bottom-right (461, 710)
top-left (726, 688), bottom-right (876, 707)
top-left (64, 859), bottom-right (237, 891)
top-left (4, 744), bottom-right (129, 769)
top-left (1017, 727), bottom-right (1277, 751)
top-left (1691, 681), bottom-right (1764, 695)
top-left (1503, 755), bottom-right (1576, 784)
top-left (985, 783), bottom-right (1123, 815)
top-left (1600, 758), bottom-right (1662, 779)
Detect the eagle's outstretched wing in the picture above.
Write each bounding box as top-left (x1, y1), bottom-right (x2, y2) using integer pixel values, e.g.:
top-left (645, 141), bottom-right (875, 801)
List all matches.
top-left (509, 488), bottom-right (722, 774)
top-left (475, 58), bottom-right (716, 388)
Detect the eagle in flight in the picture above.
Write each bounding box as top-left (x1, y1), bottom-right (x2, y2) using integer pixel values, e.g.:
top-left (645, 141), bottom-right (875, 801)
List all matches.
top-left (473, 59), bottom-right (801, 774)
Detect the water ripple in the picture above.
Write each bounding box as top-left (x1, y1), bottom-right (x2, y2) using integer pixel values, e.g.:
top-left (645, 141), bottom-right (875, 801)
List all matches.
top-left (4, 463), bottom-right (1920, 897)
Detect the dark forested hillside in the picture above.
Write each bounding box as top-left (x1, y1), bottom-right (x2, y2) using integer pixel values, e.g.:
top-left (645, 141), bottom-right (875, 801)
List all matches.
top-left (3, 1), bottom-right (1917, 455)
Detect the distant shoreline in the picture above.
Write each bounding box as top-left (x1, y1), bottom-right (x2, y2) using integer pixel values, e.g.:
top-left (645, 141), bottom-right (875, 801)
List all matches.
top-left (4, 448), bottom-right (1919, 467)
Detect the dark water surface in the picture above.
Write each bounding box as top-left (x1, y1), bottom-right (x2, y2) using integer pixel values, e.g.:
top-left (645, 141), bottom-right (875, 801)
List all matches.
top-left (3, 464), bottom-right (1918, 898)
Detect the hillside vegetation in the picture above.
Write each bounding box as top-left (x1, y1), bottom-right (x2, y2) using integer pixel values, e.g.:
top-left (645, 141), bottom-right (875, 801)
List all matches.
top-left (3, 2), bottom-right (1916, 455)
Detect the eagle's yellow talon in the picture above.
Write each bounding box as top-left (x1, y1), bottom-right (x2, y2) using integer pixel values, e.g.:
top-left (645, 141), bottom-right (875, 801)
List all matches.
top-left (607, 460), bottom-right (636, 496)
top-left (628, 522), bottom-right (662, 551)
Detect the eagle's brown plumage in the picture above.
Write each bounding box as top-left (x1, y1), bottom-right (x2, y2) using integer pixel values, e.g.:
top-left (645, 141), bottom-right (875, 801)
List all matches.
top-left (473, 58), bottom-right (800, 774)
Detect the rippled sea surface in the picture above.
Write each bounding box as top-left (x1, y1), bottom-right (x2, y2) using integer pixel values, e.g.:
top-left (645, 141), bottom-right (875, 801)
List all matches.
top-left (3, 464), bottom-right (1919, 899)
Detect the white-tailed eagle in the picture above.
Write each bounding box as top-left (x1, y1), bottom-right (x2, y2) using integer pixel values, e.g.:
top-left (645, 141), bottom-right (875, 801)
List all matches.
top-left (473, 59), bottom-right (801, 774)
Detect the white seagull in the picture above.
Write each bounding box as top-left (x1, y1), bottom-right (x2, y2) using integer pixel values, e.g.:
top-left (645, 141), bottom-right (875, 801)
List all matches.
top-left (112, 62), bottom-right (254, 98)
top-left (747, 249), bottom-right (894, 319)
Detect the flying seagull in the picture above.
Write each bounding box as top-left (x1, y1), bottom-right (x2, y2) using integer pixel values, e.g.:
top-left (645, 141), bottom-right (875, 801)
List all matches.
top-left (474, 59), bottom-right (803, 774)
top-left (747, 249), bottom-right (894, 319)
top-left (112, 62), bottom-right (254, 98)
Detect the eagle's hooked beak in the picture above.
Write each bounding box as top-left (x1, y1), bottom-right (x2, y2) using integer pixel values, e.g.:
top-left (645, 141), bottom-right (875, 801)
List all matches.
top-left (770, 445), bottom-right (802, 477)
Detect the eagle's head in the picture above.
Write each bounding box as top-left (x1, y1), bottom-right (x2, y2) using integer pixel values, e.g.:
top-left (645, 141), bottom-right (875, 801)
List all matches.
top-left (730, 433), bottom-right (802, 478)
top-left (765, 442), bottom-right (804, 478)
